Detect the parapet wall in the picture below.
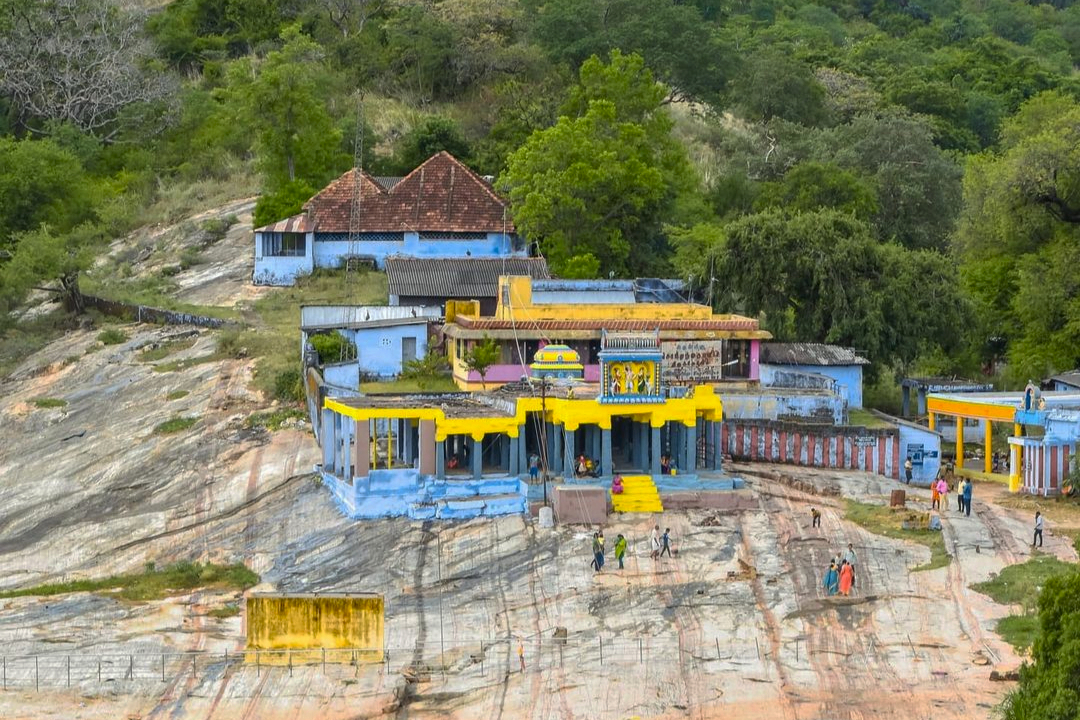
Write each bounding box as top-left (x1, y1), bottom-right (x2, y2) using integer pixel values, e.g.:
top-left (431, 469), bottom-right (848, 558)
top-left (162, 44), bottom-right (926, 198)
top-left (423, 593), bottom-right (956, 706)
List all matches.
top-left (246, 593), bottom-right (384, 664)
top-left (722, 420), bottom-right (901, 480)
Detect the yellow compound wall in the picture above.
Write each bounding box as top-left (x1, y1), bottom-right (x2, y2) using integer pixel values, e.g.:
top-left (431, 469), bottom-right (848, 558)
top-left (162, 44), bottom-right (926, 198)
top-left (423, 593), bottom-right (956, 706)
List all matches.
top-left (245, 593), bottom-right (384, 665)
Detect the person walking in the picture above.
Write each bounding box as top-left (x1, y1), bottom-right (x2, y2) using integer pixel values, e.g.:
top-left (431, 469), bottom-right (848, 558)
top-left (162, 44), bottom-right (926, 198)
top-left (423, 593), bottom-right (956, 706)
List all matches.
top-left (1033, 511), bottom-right (1044, 548)
top-left (597, 530), bottom-right (606, 569)
top-left (931, 479), bottom-right (940, 510)
top-left (957, 479), bottom-right (966, 512)
top-left (591, 532), bottom-right (603, 572)
top-left (614, 534), bottom-right (627, 569)
top-left (811, 507), bottom-right (822, 528)
top-left (660, 528), bottom-right (672, 558)
top-left (936, 477), bottom-right (949, 512)
top-left (838, 560), bottom-right (854, 597)
top-left (518, 638), bottom-right (525, 672)
top-left (904, 456), bottom-right (913, 484)
top-left (823, 562), bottom-right (839, 596)
top-left (842, 543), bottom-right (857, 568)
top-left (651, 525), bottom-right (661, 560)
top-left (963, 479), bottom-right (973, 517)
top-left (528, 454), bottom-right (540, 482)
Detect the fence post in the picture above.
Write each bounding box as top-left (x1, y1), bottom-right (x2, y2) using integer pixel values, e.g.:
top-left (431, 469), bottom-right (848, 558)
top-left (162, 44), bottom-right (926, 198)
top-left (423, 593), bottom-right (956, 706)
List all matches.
top-left (638, 638), bottom-right (643, 664)
top-left (256, 651), bottom-right (260, 677)
top-left (598, 637), bottom-right (603, 665)
top-left (98, 657), bottom-right (101, 683)
top-left (795, 638), bottom-right (800, 663)
top-left (288, 650), bottom-right (293, 677)
top-left (67, 655), bottom-right (71, 687)
top-left (755, 637), bottom-right (761, 660)
top-left (35, 656), bottom-right (38, 692)
top-left (192, 655), bottom-right (196, 679)
top-left (129, 654), bottom-right (134, 680)
top-left (480, 641), bottom-right (484, 676)
top-left (716, 638), bottom-right (721, 661)
top-left (2, 656), bottom-right (5, 690)
top-left (322, 647), bottom-right (326, 674)
top-left (162, 653), bottom-right (166, 682)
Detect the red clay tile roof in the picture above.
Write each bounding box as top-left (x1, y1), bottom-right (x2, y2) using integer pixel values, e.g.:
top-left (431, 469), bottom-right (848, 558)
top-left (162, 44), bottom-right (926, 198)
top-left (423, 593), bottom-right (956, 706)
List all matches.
top-left (302, 152), bottom-right (514, 234)
top-left (454, 317), bottom-right (762, 332)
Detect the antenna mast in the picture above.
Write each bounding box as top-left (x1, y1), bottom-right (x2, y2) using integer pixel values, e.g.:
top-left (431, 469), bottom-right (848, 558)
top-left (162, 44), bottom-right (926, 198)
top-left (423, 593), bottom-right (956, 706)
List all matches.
top-left (346, 94), bottom-right (365, 282)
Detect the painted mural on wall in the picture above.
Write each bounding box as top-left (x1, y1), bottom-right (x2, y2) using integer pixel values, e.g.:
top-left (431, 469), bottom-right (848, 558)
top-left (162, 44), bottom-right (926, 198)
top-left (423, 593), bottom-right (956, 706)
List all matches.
top-left (661, 340), bottom-right (724, 382)
top-left (599, 330), bottom-right (665, 404)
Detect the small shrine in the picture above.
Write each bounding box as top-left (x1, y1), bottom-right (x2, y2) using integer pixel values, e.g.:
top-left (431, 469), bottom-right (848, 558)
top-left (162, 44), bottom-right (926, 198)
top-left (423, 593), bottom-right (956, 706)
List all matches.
top-left (530, 344), bottom-right (584, 380)
top-left (598, 329), bottom-right (664, 404)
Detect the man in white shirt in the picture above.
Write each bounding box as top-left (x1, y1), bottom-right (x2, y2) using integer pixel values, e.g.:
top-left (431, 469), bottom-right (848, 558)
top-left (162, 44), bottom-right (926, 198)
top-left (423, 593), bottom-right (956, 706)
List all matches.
top-left (1033, 511), bottom-right (1044, 548)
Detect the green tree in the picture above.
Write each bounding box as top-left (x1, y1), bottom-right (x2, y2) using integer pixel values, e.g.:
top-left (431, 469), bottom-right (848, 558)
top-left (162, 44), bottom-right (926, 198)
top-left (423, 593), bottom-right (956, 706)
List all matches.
top-left (248, 25), bottom-right (345, 191)
top-left (1002, 570), bottom-right (1080, 720)
top-left (394, 115), bottom-right (472, 171)
top-left (0, 222), bottom-right (108, 314)
top-left (463, 335), bottom-right (501, 388)
top-left (401, 348), bottom-right (450, 390)
top-left (0, 138), bottom-right (97, 246)
top-left (755, 162), bottom-right (878, 219)
top-left (253, 180), bottom-right (317, 228)
top-left (732, 49), bottom-right (827, 126)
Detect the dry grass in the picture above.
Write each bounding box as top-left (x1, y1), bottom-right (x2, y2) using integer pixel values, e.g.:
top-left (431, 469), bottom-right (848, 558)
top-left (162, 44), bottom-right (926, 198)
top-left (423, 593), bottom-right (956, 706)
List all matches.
top-left (844, 500), bottom-right (951, 572)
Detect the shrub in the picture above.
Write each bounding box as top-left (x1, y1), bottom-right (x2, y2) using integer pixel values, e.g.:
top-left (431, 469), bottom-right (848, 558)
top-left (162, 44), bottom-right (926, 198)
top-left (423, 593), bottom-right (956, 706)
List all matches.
top-left (154, 415), bottom-right (199, 434)
top-left (32, 397), bottom-right (67, 409)
top-left (273, 368), bottom-right (305, 403)
top-left (166, 390), bottom-right (189, 400)
top-left (216, 328), bottom-right (247, 358)
top-left (309, 332), bottom-right (356, 364)
top-left (97, 328), bottom-right (128, 345)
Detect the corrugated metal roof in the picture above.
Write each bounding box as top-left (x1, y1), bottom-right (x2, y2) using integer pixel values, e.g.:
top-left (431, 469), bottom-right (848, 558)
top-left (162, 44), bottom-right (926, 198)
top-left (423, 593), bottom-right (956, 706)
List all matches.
top-left (253, 213), bottom-right (313, 233)
top-left (1047, 370), bottom-right (1080, 388)
top-left (386, 257), bottom-right (550, 299)
top-left (760, 343), bottom-right (870, 366)
top-left (374, 176), bottom-right (403, 190)
top-left (300, 305), bottom-right (441, 329)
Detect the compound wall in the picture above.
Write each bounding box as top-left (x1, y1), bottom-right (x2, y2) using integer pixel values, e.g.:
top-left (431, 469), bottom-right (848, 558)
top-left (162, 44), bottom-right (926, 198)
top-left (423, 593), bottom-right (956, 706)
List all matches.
top-left (246, 594), bottom-right (384, 664)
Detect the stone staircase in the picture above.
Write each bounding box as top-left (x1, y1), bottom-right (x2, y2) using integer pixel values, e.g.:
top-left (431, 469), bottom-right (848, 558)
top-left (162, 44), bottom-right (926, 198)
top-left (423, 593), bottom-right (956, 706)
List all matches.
top-left (611, 474), bottom-right (664, 513)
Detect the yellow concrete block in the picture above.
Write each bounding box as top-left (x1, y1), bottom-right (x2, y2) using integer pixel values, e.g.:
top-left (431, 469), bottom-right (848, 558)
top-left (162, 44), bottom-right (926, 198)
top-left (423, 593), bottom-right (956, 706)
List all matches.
top-left (612, 475), bottom-right (663, 513)
top-left (245, 593), bottom-right (384, 665)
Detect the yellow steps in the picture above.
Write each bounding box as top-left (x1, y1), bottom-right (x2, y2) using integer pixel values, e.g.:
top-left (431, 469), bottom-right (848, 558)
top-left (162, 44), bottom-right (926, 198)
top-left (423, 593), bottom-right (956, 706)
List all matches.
top-left (611, 474), bottom-right (663, 513)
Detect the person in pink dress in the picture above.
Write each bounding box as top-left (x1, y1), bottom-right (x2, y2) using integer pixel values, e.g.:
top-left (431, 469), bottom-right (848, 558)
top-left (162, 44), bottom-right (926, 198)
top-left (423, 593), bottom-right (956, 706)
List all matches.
top-left (936, 477), bottom-right (949, 512)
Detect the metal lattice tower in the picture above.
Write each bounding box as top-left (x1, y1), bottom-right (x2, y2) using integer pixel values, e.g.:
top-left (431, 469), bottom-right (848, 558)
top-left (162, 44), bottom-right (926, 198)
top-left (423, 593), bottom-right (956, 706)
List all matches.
top-left (346, 95), bottom-right (365, 281)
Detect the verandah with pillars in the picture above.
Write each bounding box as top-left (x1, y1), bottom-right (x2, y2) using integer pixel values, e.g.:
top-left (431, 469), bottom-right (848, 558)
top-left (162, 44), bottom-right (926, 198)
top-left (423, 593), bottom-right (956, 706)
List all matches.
top-left (926, 394), bottom-right (1025, 490)
top-left (319, 385), bottom-right (725, 484)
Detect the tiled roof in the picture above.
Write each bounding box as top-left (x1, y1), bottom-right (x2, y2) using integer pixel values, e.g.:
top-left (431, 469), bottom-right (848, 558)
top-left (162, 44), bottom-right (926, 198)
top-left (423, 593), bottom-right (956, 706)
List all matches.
top-left (454, 317), bottom-right (762, 332)
top-left (302, 152), bottom-right (514, 234)
top-left (253, 213), bottom-right (313, 233)
top-left (761, 342), bottom-right (870, 366)
top-left (386, 257), bottom-right (550, 299)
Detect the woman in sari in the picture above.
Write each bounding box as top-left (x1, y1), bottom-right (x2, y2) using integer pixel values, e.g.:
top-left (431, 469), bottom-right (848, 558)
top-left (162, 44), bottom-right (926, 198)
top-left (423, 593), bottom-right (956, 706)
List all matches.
top-left (823, 562), bottom-right (840, 596)
top-left (839, 560), bottom-right (854, 596)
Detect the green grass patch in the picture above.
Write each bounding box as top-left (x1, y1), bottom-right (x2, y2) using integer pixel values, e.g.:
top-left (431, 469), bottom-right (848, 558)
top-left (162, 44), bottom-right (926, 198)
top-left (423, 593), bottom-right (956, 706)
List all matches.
top-left (139, 338), bottom-right (197, 362)
top-left (846, 408), bottom-right (894, 429)
top-left (97, 328), bottom-right (128, 345)
top-left (166, 390), bottom-right (189, 400)
top-left (153, 415), bottom-right (199, 434)
top-left (0, 562), bottom-right (258, 602)
top-left (153, 354), bottom-right (223, 373)
top-left (995, 614), bottom-right (1040, 652)
top-left (971, 556), bottom-right (1076, 605)
top-left (844, 500), bottom-right (951, 572)
top-left (207, 603), bottom-right (241, 619)
top-left (32, 397), bottom-right (67, 409)
top-left (361, 377), bottom-right (459, 394)
top-left (244, 408), bottom-right (308, 431)
top-left (0, 311), bottom-right (73, 381)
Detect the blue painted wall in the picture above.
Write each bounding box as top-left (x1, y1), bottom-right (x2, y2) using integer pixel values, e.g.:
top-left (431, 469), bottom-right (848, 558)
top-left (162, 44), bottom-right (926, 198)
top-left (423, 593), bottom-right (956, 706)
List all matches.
top-left (255, 231), bottom-right (523, 285)
top-left (720, 389), bottom-right (845, 424)
top-left (760, 364), bottom-right (864, 408)
top-left (337, 323), bottom-right (429, 379)
top-left (897, 421), bottom-right (941, 486)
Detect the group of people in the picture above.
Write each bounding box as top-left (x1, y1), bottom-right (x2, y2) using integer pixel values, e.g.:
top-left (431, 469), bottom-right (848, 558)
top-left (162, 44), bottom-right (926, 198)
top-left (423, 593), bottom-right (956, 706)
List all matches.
top-left (575, 454), bottom-right (600, 478)
top-left (822, 543), bottom-right (858, 597)
top-left (590, 525), bottom-right (671, 572)
top-left (659, 455), bottom-right (678, 475)
top-left (929, 475), bottom-right (974, 516)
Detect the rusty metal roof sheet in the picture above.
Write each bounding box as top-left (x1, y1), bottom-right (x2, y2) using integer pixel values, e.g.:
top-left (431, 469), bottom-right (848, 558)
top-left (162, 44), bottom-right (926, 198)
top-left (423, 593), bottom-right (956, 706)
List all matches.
top-left (253, 213), bottom-right (313, 234)
top-left (760, 343), bottom-right (870, 366)
top-left (386, 257), bottom-right (550, 299)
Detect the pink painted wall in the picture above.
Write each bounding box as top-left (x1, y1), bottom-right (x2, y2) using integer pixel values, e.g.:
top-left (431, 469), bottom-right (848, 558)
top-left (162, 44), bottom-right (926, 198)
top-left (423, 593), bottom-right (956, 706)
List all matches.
top-left (463, 364), bottom-right (601, 383)
top-left (749, 340), bottom-right (760, 381)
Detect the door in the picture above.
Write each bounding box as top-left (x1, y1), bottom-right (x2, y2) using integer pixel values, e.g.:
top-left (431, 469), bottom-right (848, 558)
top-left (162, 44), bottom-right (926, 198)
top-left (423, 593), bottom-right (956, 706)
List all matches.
top-left (402, 336), bottom-right (417, 365)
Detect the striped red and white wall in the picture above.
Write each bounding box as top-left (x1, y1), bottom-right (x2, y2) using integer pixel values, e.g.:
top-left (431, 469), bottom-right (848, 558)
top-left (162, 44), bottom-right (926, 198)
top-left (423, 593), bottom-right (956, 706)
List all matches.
top-left (721, 421), bottom-right (901, 479)
top-left (1022, 441), bottom-right (1073, 497)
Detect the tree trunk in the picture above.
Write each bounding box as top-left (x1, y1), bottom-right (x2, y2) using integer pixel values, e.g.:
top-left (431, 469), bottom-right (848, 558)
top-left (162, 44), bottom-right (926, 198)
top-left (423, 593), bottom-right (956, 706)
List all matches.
top-left (60, 271), bottom-right (86, 314)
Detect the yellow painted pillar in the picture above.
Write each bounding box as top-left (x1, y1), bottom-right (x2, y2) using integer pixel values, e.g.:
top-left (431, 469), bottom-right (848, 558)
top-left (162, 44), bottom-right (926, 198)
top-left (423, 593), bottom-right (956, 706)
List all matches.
top-left (1010, 422), bottom-right (1023, 492)
top-left (928, 412), bottom-right (936, 431)
top-left (956, 417), bottom-right (964, 472)
top-left (984, 421), bottom-right (993, 474)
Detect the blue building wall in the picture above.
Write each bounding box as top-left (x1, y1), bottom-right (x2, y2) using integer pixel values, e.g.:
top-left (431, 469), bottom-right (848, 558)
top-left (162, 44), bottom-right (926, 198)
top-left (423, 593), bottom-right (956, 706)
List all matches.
top-left (760, 364), bottom-right (864, 408)
top-left (720, 389), bottom-right (845, 425)
top-left (339, 323), bottom-right (429, 379)
top-left (897, 421), bottom-right (942, 486)
top-left (254, 231), bottom-right (523, 285)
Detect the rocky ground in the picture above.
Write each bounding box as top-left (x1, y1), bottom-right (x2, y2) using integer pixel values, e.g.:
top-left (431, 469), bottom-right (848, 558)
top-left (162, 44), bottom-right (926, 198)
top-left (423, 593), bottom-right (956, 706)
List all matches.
top-left (2, 201), bottom-right (1077, 718)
